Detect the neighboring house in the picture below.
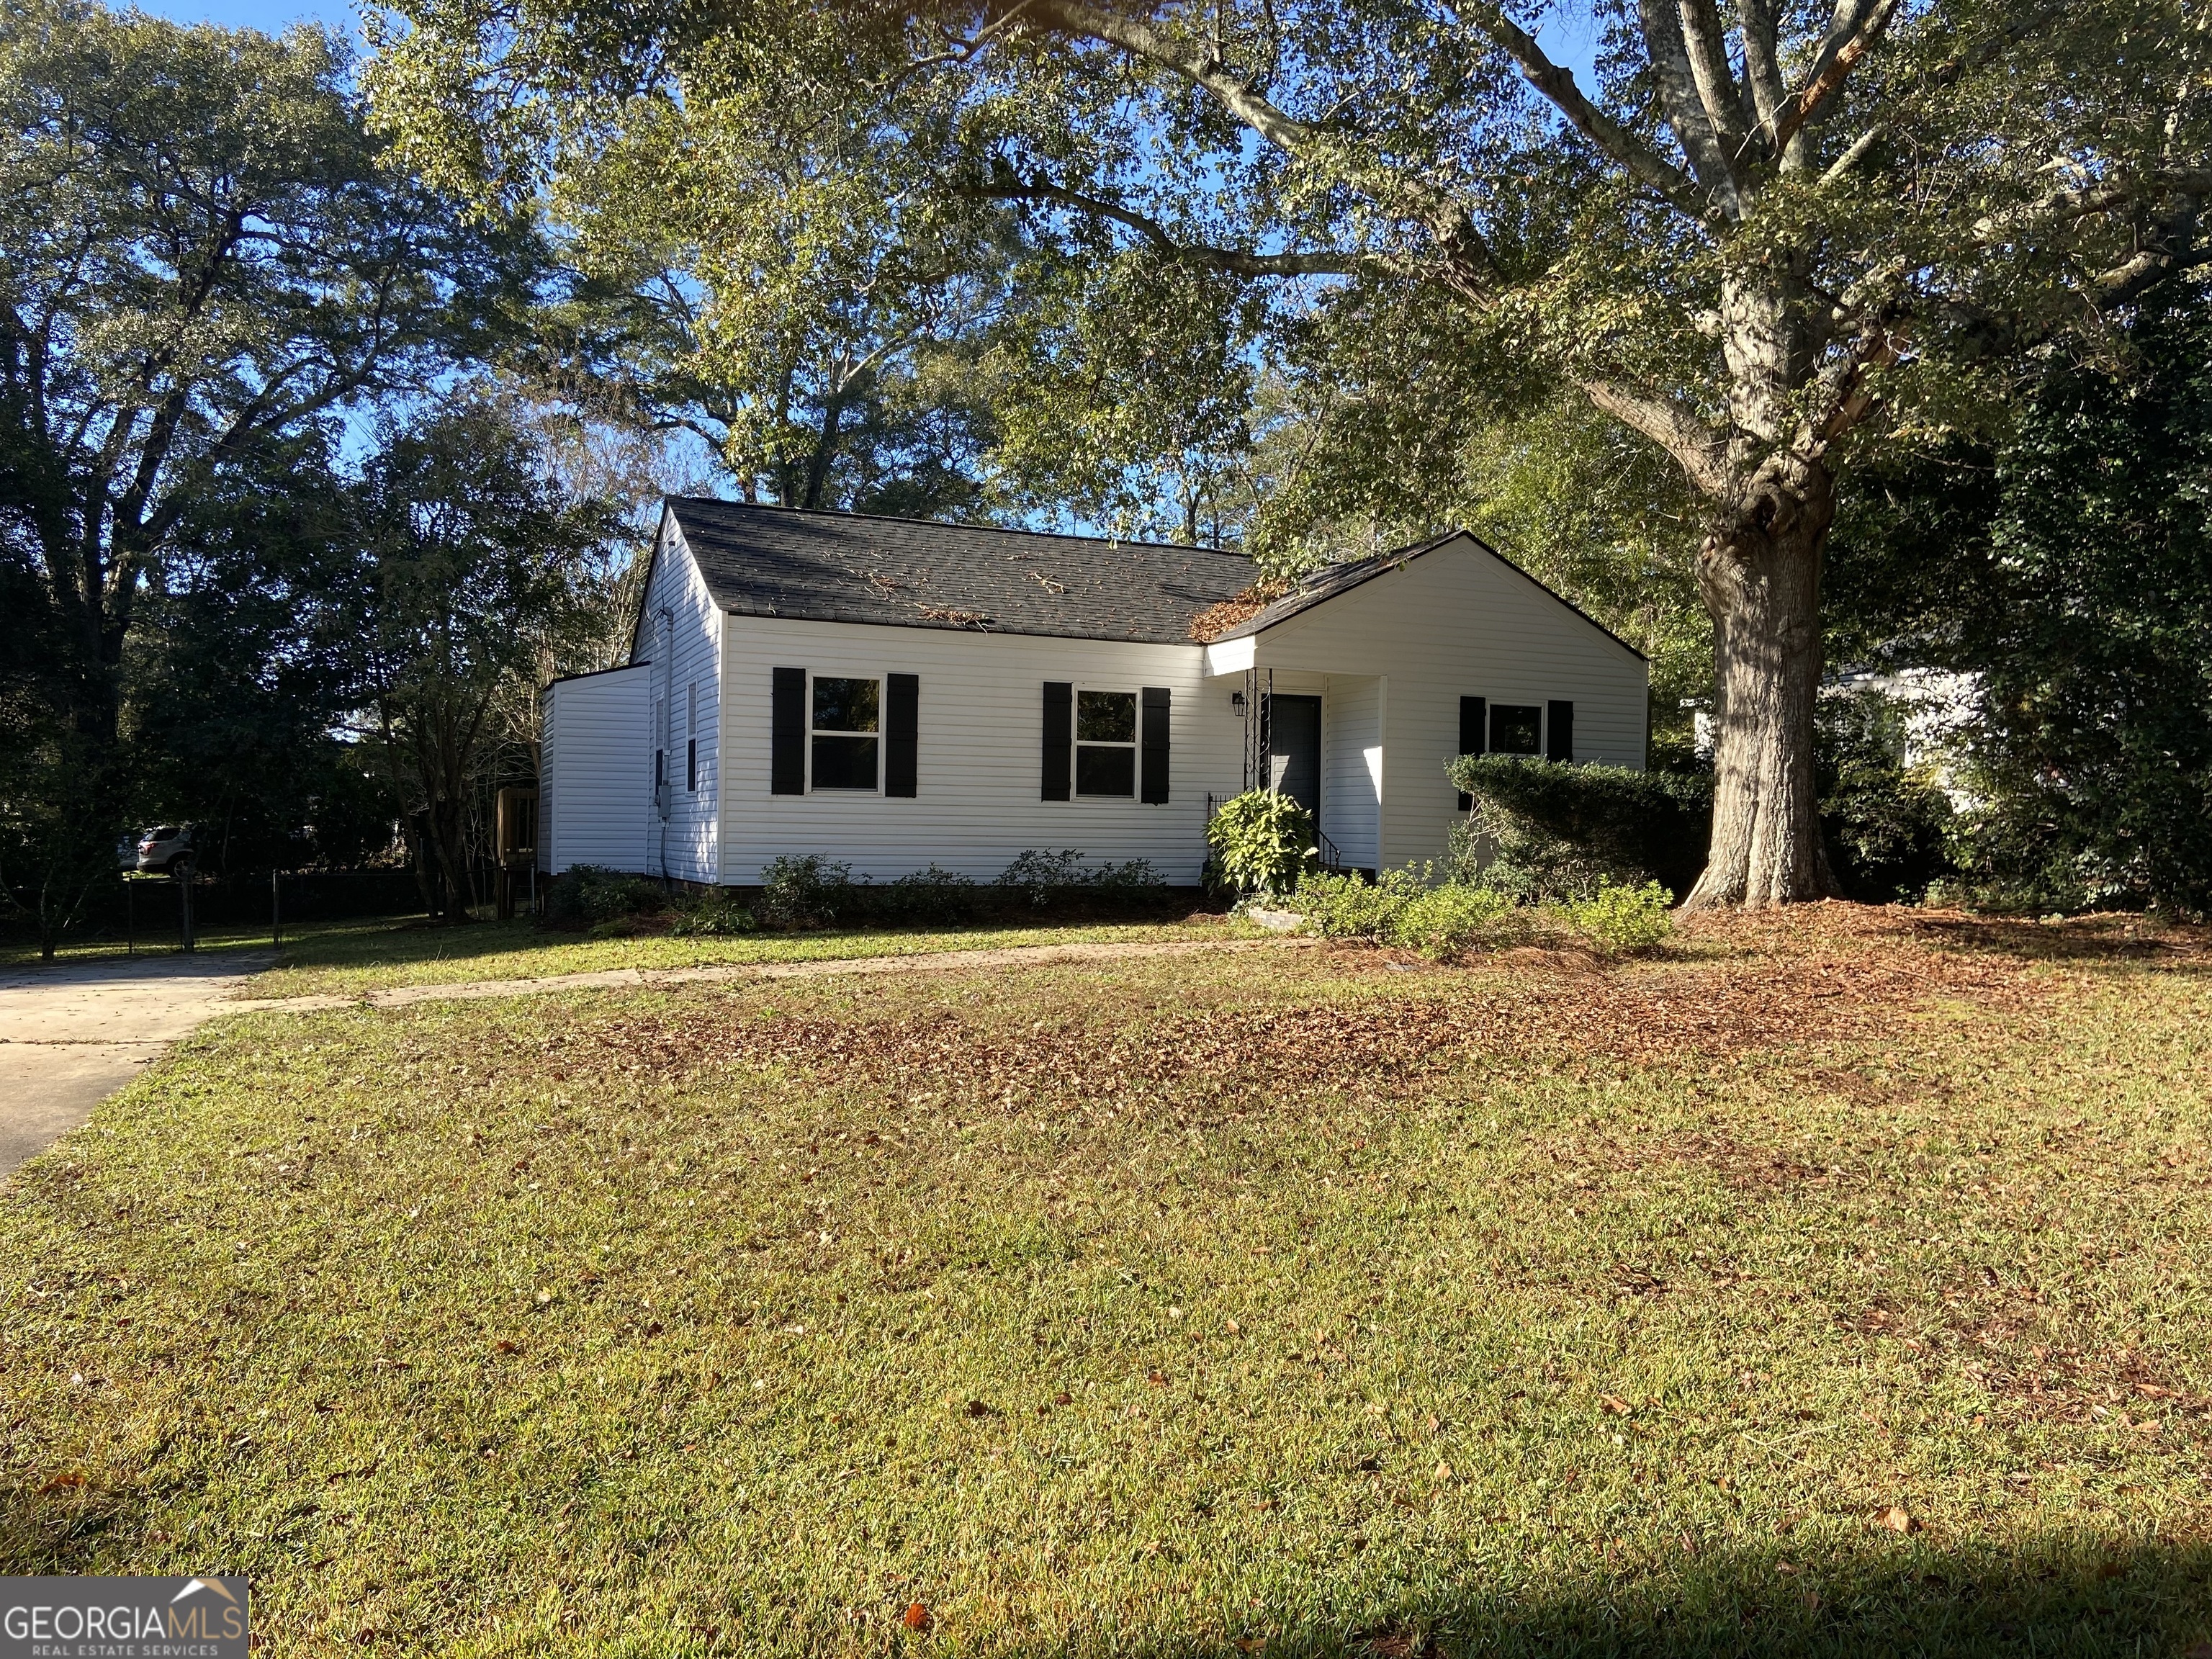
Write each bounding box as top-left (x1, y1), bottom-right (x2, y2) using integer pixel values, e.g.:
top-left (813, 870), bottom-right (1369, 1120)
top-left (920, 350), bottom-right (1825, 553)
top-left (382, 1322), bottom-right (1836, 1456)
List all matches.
top-left (539, 500), bottom-right (1649, 887)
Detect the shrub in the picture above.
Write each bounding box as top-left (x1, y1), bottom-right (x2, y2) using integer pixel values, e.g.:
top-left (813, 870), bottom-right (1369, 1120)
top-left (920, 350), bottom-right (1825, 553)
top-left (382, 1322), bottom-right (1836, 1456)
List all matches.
top-left (1563, 879), bottom-right (1675, 957)
top-left (1817, 685), bottom-right (1955, 903)
top-left (1289, 868), bottom-right (1421, 940)
top-left (543, 864), bottom-right (666, 929)
top-left (1391, 881), bottom-right (1515, 960)
top-left (757, 854), bottom-right (852, 928)
top-left (996, 850), bottom-right (1165, 907)
top-left (1205, 789), bottom-right (1315, 895)
top-left (873, 866), bottom-right (983, 926)
top-left (1447, 755), bottom-right (1712, 902)
top-left (670, 889), bottom-right (757, 936)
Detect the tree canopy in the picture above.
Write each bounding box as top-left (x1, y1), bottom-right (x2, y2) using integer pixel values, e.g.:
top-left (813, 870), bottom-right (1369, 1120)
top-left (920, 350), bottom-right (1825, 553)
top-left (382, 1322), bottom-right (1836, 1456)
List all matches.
top-left (367, 0), bottom-right (2212, 905)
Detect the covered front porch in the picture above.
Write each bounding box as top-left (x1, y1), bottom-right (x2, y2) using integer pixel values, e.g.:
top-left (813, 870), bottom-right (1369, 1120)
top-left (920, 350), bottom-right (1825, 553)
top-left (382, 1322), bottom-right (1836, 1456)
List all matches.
top-left (1208, 662), bottom-right (1384, 877)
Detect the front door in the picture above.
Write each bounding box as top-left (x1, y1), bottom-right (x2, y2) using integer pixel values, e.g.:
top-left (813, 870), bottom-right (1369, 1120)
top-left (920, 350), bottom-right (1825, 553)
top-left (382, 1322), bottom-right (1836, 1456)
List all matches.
top-left (1266, 694), bottom-right (1322, 819)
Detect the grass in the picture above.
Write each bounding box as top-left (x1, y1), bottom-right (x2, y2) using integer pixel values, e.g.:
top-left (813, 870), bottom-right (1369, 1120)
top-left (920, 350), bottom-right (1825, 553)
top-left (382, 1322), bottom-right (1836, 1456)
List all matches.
top-left (2, 912), bottom-right (1244, 996)
top-left (2, 909), bottom-right (2209, 1655)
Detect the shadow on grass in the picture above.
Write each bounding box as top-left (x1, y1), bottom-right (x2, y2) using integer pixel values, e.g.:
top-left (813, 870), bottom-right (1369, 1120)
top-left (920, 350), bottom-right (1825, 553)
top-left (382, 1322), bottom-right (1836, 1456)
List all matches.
top-left (1910, 911), bottom-right (2212, 971)
top-left (6, 1483), bottom-right (2207, 1658)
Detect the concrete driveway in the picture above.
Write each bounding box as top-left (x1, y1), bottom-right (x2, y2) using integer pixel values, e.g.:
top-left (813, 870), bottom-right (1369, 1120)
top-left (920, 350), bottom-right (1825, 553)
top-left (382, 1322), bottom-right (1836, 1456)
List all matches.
top-left (0, 950), bottom-right (269, 1179)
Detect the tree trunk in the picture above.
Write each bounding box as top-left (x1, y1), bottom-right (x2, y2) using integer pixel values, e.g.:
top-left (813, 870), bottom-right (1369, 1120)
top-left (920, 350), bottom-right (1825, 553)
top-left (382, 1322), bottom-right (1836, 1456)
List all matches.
top-left (1685, 458), bottom-right (1844, 909)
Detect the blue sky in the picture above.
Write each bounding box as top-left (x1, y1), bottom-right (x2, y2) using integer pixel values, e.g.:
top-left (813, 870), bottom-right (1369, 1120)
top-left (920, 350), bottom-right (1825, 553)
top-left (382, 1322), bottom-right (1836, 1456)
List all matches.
top-left (140, 0), bottom-right (359, 36)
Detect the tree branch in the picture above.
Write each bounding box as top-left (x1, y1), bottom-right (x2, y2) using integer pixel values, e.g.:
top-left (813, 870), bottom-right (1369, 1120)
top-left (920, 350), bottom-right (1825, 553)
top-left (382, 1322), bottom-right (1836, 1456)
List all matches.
top-left (1772, 0), bottom-right (1901, 156)
top-left (1575, 378), bottom-right (1732, 498)
top-left (1008, 0), bottom-right (1494, 283)
top-left (1462, 4), bottom-right (1713, 219)
top-left (1675, 0), bottom-right (1754, 171)
top-left (1635, 0), bottom-right (1742, 213)
top-left (963, 173), bottom-right (1372, 276)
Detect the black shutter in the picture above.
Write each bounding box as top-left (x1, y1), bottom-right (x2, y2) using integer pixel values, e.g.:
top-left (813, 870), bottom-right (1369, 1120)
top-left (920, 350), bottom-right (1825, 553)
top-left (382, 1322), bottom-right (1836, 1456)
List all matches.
top-left (1547, 699), bottom-right (1575, 763)
top-left (1042, 681), bottom-right (1072, 800)
top-left (1457, 695), bottom-right (1487, 809)
top-left (1140, 685), bottom-right (1171, 804)
top-left (687, 739), bottom-right (698, 792)
top-left (886, 673), bottom-right (919, 797)
top-left (771, 667), bottom-right (806, 795)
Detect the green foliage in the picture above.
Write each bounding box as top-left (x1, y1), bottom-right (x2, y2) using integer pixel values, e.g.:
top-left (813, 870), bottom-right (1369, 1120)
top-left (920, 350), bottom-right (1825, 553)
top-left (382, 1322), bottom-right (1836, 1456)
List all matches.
top-left (757, 855), bottom-right (853, 929)
top-left (544, 865), bottom-right (665, 929)
top-left (1447, 756), bottom-right (1712, 903)
top-left (871, 866), bottom-right (984, 927)
top-left (1817, 688), bottom-right (1956, 905)
top-left (670, 890), bottom-right (757, 937)
top-left (1562, 881), bottom-right (1676, 958)
top-left (1288, 868), bottom-right (1524, 961)
top-left (996, 850), bottom-right (1165, 908)
top-left (1205, 791), bottom-right (1315, 896)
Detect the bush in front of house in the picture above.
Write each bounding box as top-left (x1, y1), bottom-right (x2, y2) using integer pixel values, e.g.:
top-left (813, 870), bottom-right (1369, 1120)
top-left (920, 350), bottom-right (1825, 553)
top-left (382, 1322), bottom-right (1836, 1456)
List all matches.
top-left (1561, 880), bottom-right (1676, 957)
top-left (543, 864), bottom-right (667, 929)
top-left (670, 889), bottom-right (758, 936)
top-left (996, 849), bottom-right (1166, 908)
top-left (1447, 755), bottom-right (1712, 902)
top-left (1204, 789), bottom-right (1315, 895)
top-left (757, 855), bottom-right (853, 927)
top-left (873, 866), bottom-right (985, 926)
top-left (1285, 866), bottom-right (1671, 961)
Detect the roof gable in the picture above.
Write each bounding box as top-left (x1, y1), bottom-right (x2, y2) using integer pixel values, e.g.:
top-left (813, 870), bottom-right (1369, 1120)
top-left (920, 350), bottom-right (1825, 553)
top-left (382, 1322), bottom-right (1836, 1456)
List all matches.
top-left (1209, 530), bottom-right (1646, 662)
top-left (664, 499), bottom-right (1254, 645)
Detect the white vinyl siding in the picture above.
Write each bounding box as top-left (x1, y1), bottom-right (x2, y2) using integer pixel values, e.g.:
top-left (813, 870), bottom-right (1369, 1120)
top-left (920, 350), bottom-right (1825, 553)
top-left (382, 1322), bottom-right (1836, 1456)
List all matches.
top-left (1208, 535), bottom-right (1647, 871)
top-left (541, 664), bottom-right (650, 874)
top-left (719, 616), bottom-right (1241, 884)
top-left (641, 525), bottom-right (723, 882)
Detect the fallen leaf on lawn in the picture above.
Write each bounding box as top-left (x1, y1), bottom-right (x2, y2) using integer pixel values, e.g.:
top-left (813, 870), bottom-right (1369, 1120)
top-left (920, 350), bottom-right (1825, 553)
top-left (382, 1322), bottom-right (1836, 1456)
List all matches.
top-left (1225, 1319), bottom-right (1240, 1335)
top-left (1879, 1506), bottom-right (1919, 1534)
top-left (1232, 1640), bottom-right (1264, 1654)
top-left (1148, 1370), bottom-right (1168, 1388)
top-left (962, 1400), bottom-right (991, 1419)
top-left (1053, 1390), bottom-right (1073, 1406)
top-left (1599, 1395), bottom-right (1631, 1416)
top-left (37, 1473), bottom-right (84, 1494)
top-left (1432, 1461), bottom-right (1454, 1482)
top-left (902, 1601), bottom-right (930, 1631)
top-left (493, 1339), bottom-right (521, 1355)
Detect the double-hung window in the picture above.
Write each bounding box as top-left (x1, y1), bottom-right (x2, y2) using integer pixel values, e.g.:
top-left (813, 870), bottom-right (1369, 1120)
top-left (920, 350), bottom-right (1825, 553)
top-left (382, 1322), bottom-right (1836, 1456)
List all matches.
top-left (1488, 702), bottom-right (1543, 756)
top-left (1074, 688), bottom-right (1138, 797)
top-left (811, 675), bottom-right (881, 791)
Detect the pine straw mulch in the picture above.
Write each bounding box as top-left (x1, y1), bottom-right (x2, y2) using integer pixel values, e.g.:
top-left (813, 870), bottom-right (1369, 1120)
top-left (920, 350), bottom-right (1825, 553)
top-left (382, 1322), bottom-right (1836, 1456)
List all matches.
top-left (508, 904), bottom-right (2162, 1111)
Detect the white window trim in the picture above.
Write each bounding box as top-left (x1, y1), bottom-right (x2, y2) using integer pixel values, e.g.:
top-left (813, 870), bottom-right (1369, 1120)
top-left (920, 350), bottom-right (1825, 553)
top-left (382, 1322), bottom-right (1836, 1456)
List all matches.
top-left (1483, 697), bottom-right (1546, 758)
top-left (809, 670), bottom-right (884, 794)
top-left (1073, 684), bottom-right (1140, 800)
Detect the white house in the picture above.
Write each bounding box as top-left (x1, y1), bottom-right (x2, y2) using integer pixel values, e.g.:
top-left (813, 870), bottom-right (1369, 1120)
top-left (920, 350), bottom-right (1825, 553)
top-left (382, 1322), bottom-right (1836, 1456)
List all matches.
top-left (539, 499), bottom-right (1649, 887)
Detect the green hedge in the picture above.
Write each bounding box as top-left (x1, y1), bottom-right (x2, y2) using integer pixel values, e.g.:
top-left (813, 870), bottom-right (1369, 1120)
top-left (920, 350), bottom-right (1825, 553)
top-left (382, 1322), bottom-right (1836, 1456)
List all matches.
top-left (1444, 755), bottom-right (1712, 902)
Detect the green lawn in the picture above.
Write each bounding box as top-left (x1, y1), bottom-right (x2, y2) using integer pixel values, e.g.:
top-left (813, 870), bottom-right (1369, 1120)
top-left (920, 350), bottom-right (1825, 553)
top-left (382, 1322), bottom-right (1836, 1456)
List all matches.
top-left (2, 911), bottom-right (1246, 995)
top-left (240, 912), bottom-right (1243, 999)
top-left (2, 911), bottom-right (2208, 1655)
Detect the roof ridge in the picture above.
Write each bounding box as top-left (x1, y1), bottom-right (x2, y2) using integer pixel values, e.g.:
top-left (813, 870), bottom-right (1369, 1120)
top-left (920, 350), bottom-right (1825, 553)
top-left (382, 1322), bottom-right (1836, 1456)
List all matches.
top-left (667, 496), bottom-right (1254, 563)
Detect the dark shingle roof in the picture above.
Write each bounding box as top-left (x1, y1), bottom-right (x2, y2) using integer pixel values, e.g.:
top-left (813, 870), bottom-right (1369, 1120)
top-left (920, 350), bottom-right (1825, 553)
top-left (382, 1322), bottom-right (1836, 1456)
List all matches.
top-left (665, 499), bottom-right (1255, 644)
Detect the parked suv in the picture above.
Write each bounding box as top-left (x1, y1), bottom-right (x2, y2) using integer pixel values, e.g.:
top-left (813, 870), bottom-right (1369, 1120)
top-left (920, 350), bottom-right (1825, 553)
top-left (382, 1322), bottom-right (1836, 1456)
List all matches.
top-left (135, 825), bottom-right (195, 876)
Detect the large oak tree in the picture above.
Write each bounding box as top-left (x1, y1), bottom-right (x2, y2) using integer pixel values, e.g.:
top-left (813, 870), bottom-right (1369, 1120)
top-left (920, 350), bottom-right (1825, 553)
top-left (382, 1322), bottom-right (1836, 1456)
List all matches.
top-left (371, 0), bottom-right (2210, 905)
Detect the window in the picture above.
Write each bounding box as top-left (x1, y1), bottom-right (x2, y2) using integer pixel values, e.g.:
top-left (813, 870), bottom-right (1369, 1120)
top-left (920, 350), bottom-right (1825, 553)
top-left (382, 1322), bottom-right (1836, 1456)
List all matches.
top-left (811, 675), bottom-right (881, 790)
top-left (1489, 702), bottom-right (1543, 755)
top-left (1075, 688), bottom-right (1138, 796)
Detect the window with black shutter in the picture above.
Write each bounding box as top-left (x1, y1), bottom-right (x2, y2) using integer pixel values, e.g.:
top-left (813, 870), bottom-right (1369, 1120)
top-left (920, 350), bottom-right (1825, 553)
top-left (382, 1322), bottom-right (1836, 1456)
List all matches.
top-left (770, 667), bottom-right (805, 794)
top-left (1139, 686), bottom-right (1170, 803)
top-left (886, 673), bottom-right (919, 797)
top-left (1042, 682), bottom-right (1072, 800)
top-left (1547, 700), bottom-right (1575, 762)
top-left (1457, 695), bottom-right (1487, 809)
top-left (810, 675), bottom-right (881, 790)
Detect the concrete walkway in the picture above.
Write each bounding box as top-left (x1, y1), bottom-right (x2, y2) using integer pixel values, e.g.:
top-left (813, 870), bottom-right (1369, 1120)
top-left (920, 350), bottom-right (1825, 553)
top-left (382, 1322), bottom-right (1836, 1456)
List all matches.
top-left (228, 935), bottom-right (1315, 1015)
top-left (0, 950), bottom-right (271, 1179)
